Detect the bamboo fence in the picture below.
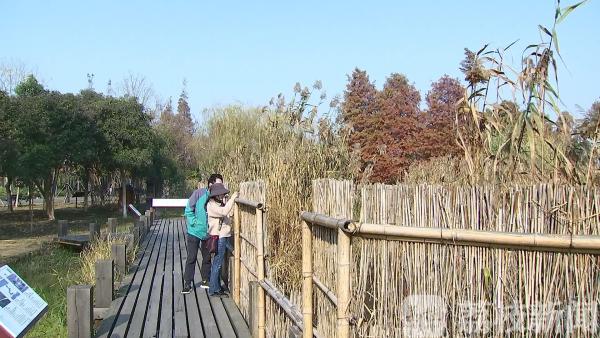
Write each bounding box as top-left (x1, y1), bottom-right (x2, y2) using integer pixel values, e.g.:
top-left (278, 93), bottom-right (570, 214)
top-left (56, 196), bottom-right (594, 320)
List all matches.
top-left (309, 179), bottom-right (355, 338)
top-left (348, 183), bottom-right (600, 337)
top-left (237, 180), bottom-right (600, 337)
top-left (236, 180), bottom-right (309, 338)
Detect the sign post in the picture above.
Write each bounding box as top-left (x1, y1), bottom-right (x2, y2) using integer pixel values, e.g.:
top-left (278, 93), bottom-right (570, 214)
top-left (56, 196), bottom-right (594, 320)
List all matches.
top-left (0, 266), bottom-right (48, 338)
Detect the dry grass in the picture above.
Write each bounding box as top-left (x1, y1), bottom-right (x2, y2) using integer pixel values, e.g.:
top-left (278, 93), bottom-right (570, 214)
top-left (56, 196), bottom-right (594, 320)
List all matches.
top-left (79, 232), bottom-right (139, 286)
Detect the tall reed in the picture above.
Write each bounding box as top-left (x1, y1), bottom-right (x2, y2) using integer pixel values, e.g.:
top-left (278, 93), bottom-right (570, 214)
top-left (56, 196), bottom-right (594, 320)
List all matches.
top-left (194, 84), bottom-right (355, 290)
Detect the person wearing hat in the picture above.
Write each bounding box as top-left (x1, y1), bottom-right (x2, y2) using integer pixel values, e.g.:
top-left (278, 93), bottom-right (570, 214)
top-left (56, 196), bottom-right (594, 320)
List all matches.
top-left (206, 182), bottom-right (238, 297)
top-left (182, 174), bottom-right (223, 294)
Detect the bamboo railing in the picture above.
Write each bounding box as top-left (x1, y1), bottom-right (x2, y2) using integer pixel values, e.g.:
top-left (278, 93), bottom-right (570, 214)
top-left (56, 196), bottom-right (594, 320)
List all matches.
top-left (234, 181), bottom-right (316, 338)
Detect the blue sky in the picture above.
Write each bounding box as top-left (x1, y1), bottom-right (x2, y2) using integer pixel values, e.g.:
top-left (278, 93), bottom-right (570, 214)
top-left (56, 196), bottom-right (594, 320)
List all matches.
top-left (2, 0), bottom-right (599, 120)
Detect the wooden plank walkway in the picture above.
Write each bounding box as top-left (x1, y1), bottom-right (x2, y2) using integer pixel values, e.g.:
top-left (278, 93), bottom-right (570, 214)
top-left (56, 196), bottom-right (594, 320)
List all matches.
top-left (96, 218), bottom-right (251, 338)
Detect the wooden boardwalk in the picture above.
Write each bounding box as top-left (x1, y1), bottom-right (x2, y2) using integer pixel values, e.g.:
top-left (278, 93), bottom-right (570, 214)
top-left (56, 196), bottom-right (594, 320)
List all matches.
top-left (96, 218), bottom-right (251, 338)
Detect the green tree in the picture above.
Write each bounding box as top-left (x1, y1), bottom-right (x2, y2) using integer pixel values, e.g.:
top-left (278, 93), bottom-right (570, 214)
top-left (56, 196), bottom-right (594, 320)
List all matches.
top-left (175, 81), bottom-right (195, 170)
top-left (13, 83), bottom-right (82, 220)
top-left (95, 96), bottom-right (154, 216)
top-left (0, 91), bottom-right (19, 211)
top-left (65, 90), bottom-right (110, 209)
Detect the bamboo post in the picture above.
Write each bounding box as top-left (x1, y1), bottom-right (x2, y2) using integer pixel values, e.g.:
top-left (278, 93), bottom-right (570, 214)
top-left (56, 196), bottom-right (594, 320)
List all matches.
top-left (256, 208), bottom-right (266, 338)
top-left (233, 202), bottom-right (241, 306)
top-left (67, 285), bottom-right (93, 338)
top-left (302, 220), bottom-right (313, 338)
top-left (337, 228), bottom-right (351, 338)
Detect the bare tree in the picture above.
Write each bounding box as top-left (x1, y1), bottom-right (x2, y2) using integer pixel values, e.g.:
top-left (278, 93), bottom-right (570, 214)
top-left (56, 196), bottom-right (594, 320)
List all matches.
top-left (0, 60), bottom-right (30, 94)
top-left (120, 72), bottom-right (155, 109)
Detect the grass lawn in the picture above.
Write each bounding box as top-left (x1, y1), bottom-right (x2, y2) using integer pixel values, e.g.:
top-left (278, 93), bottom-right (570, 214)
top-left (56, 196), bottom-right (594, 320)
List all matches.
top-left (0, 203), bottom-right (146, 336)
top-left (9, 244), bottom-right (83, 337)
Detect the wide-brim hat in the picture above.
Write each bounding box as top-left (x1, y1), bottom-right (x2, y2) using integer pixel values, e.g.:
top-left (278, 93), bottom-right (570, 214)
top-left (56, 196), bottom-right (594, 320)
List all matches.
top-left (209, 183), bottom-right (230, 197)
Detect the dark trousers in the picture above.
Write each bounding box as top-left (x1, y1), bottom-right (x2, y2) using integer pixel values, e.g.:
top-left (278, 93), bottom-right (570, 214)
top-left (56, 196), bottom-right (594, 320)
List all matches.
top-left (183, 234), bottom-right (212, 283)
top-left (221, 239), bottom-right (233, 288)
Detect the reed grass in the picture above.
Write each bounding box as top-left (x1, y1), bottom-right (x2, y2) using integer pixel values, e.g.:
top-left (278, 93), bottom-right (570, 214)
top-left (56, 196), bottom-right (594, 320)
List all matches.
top-left (195, 92), bottom-right (355, 291)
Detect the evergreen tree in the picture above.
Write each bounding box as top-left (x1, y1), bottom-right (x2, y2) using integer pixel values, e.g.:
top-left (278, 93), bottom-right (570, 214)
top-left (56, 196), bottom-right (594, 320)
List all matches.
top-left (176, 79), bottom-right (194, 135)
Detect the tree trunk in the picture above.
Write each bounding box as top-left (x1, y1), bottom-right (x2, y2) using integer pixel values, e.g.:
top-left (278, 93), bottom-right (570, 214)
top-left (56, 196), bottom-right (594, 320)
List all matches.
top-left (122, 169), bottom-right (127, 218)
top-left (29, 183), bottom-right (34, 234)
top-left (37, 169), bottom-right (57, 221)
top-left (5, 177), bottom-right (13, 212)
top-left (84, 167), bottom-right (90, 210)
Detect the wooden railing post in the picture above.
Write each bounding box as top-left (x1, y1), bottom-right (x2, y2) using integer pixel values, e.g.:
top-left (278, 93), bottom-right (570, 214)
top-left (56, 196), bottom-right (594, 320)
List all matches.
top-left (249, 281), bottom-right (260, 337)
top-left (94, 259), bottom-right (113, 319)
top-left (67, 285), bottom-right (93, 338)
top-left (124, 233), bottom-right (135, 250)
top-left (302, 220), bottom-right (313, 338)
top-left (150, 207), bottom-right (155, 225)
top-left (111, 243), bottom-right (126, 276)
top-left (256, 208), bottom-right (266, 338)
top-left (139, 215), bottom-right (147, 237)
top-left (337, 228), bottom-right (351, 338)
top-left (233, 202), bottom-right (241, 306)
top-left (108, 217), bottom-right (117, 234)
top-left (130, 224), bottom-right (139, 245)
top-left (58, 220), bottom-right (68, 237)
top-left (89, 222), bottom-right (100, 241)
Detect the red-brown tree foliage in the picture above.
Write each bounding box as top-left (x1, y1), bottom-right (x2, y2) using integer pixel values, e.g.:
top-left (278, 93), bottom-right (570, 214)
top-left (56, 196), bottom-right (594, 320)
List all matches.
top-left (372, 73), bottom-right (421, 182)
top-left (341, 69), bottom-right (378, 173)
top-left (419, 75), bottom-right (465, 159)
top-left (342, 70), bottom-right (422, 183)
